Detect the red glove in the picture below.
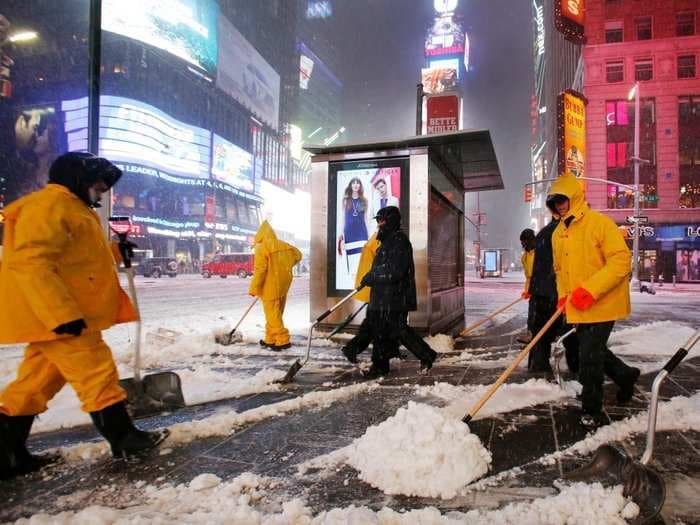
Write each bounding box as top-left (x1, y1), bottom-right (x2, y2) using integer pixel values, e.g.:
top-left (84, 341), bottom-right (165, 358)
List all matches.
top-left (521, 291), bottom-right (531, 300)
top-left (557, 296), bottom-right (568, 309)
top-left (571, 287), bottom-right (595, 310)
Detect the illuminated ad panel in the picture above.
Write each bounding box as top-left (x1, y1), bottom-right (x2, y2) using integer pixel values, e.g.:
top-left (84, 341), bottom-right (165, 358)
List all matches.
top-left (554, 0), bottom-right (585, 44)
top-left (217, 16), bottom-right (280, 130)
top-left (62, 95), bottom-right (211, 180)
top-left (421, 67), bottom-right (458, 94)
top-left (327, 158), bottom-right (410, 294)
top-left (211, 133), bottom-right (254, 193)
top-left (425, 15), bottom-right (465, 57)
top-left (557, 90), bottom-right (587, 178)
top-left (102, 0), bottom-right (218, 74)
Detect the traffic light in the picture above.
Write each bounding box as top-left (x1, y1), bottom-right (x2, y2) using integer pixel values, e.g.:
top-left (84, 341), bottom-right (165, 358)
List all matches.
top-left (524, 185), bottom-right (533, 203)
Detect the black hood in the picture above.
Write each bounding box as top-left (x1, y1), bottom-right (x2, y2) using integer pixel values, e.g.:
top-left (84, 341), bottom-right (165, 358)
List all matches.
top-left (48, 152), bottom-right (122, 207)
top-left (375, 206), bottom-right (401, 241)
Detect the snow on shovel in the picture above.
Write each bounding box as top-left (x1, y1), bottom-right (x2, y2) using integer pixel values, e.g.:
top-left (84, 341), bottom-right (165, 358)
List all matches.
top-left (565, 329), bottom-right (700, 524)
top-left (278, 287), bottom-right (364, 384)
top-left (214, 297), bottom-right (259, 346)
top-left (461, 306), bottom-right (565, 424)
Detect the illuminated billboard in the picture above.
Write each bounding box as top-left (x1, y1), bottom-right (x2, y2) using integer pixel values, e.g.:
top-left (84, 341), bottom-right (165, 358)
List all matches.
top-left (425, 15), bottom-right (465, 57)
top-left (327, 158), bottom-right (409, 294)
top-left (211, 134), bottom-right (254, 193)
top-left (102, 0), bottom-right (218, 73)
top-left (217, 16), bottom-right (280, 130)
top-left (421, 67), bottom-right (458, 94)
top-left (557, 90), bottom-right (587, 178)
top-left (555, 0), bottom-right (585, 44)
top-left (62, 95), bottom-right (211, 180)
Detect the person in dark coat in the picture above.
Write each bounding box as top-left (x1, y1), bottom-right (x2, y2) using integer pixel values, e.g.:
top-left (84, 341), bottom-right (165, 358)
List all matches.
top-left (359, 206), bottom-right (437, 378)
top-left (528, 217), bottom-right (579, 374)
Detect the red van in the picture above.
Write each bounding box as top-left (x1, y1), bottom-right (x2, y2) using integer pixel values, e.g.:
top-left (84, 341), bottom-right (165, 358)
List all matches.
top-left (201, 253), bottom-right (254, 279)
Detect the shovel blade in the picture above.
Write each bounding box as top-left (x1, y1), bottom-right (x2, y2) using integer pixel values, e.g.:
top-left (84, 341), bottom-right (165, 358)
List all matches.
top-left (277, 360), bottom-right (303, 384)
top-left (565, 445), bottom-right (665, 524)
top-left (120, 372), bottom-right (186, 418)
top-left (214, 330), bottom-right (243, 346)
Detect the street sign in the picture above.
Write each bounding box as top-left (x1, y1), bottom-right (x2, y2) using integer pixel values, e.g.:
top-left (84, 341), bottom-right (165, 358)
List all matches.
top-left (627, 216), bottom-right (649, 224)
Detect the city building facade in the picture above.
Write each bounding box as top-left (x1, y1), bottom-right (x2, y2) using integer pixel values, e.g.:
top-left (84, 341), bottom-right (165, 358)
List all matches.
top-left (584, 0), bottom-right (700, 282)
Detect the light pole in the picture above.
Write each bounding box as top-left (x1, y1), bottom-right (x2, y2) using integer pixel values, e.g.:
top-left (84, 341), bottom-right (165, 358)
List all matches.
top-left (628, 81), bottom-right (641, 288)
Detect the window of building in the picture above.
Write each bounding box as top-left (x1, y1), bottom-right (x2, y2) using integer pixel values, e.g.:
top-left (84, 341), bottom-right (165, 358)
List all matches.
top-left (679, 96), bottom-right (700, 208)
top-left (635, 16), bottom-right (652, 40)
top-left (678, 55), bottom-right (697, 79)
top-left (677, 12), bottom-right (696, 36)
top-left (605, 20), bottom-right (624, 43)
top-left (635, 58), bottom-right (653, 81)
top-left (606, 60), bottom-right (624, 83)
top-left (606, 98), bottom-right (658, 209)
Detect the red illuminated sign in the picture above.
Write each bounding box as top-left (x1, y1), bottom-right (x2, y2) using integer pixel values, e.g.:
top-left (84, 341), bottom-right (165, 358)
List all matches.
top-left (427, 94), bottom-right (459, 134)
top-left (555, 0), bottom-right (585, 44)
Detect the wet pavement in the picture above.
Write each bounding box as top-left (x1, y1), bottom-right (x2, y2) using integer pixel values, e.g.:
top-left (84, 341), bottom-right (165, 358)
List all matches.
top-left (2, 295), bottom-right (699, 523)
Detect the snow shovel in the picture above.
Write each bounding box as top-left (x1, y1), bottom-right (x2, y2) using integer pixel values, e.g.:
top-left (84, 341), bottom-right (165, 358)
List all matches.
top-left (564, 328), bottom-right (700, 524)
top-left (552, 327), bottom-right (576, 389)
top-left (278, 287), bottom-right (364, 384)
top-left (109, 217), bottom-right (186, 418)
top-left (214, 297), bottom-right (259, 345)
top-left (460, 297), bottom-right (524, 337)
top-left (462, 306), bottom-right (564, 424)
top-left (328, 302), bottom-right (367, 338)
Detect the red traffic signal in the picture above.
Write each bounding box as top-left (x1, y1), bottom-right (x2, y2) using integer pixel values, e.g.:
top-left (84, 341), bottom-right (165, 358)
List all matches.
top-left (524, 185), bottom-right (533, 203)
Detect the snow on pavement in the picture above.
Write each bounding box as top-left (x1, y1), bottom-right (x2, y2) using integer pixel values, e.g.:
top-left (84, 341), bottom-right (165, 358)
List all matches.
top-left (58, 381), bottom-right (380, 463)
top-left (11, 472), bottom-right (638, 525)
top-left (346, 401), bottom-right (492, 499)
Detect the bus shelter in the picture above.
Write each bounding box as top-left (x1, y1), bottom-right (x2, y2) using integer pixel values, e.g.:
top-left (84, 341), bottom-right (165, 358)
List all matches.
top-left (305, 130), bottom-right (503, 335)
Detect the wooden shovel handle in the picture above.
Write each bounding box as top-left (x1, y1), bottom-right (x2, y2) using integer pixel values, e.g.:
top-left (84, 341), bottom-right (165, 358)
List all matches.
top-left (460, 297), bottom-right (524, 337)
top-left (462, 306), bottom-right (564, 424)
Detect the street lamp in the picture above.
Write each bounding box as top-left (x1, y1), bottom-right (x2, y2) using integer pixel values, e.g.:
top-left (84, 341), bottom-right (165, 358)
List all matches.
top-left (628, 81), bottom-right (641, 289)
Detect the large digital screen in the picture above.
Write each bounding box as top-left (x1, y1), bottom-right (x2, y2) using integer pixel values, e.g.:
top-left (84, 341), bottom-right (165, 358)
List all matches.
top-left (211, 134), bottom-right (254, 193)
top-left (62, 95), bottom-right (211, 180)
top-left (327, 158), bottom-right (410, 294)
top-left (421, 67), bottom-right (458, 94)
top-left (102, 0), bottom-right (219, 74)
top-left (677, 249), bottom-right (700, 282)
top-left (217, 16), bottom-right (280, 130)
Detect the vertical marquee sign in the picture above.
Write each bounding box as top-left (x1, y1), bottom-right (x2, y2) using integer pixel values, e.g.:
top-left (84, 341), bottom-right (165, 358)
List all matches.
top-left (557, 89), bottom-right (587, 178)
top-left (554, 0), bottom-right (585, 44)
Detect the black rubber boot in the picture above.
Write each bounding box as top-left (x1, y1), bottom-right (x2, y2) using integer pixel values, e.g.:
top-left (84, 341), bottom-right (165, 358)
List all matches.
top-left (1, 414), bottom-right (59, 480)
top-left (89, 402), bottom-right (169, 458)
top-left (341, 346), bottom-right (358, 364)
top-left (617, 367), bottom-right (641, 404)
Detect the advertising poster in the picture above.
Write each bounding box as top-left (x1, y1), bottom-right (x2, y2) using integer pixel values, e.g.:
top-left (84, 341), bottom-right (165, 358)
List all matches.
top-left (217, 16), bottom-right (280, 130)
top-left (677, 249), bottom-right (700, 282)
top-left (102, 0), bottom-right (219, 74)
top-left (558, 90), bottom-right (586, 178)
top-left (328, 159), bottom-right (408, 293)
top-left (421, 67), bottom-right (458, 94)
top-left (426, 94), bottom-right (459, 134)
top-left (212, 134), bottom-right (254, 193)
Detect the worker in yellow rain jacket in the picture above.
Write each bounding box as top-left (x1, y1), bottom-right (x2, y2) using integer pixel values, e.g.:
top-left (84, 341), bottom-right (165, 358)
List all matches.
top-left (547, 174), bottom-right (640, 429)
top-left (249, 221), bottom-right (302, 350)
top-left (339, 233), bottom-right (401, 365)
top-left (0, 152), bottom-right (167, 480)
top-left (517, 228), bottom-right (536, 346)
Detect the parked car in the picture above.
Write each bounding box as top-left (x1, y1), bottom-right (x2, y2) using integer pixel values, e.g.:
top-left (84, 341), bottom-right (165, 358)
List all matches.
top-left (139, 257), bottom-right (178, 278)
top-left (201, 253), bottom-right (254, 279)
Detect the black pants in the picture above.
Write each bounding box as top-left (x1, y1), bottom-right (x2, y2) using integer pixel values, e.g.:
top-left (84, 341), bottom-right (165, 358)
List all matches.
top-left (577, 321), bottom-right (635, 414)
top-left (366, 310), bottom-right (437, 373)
top-left (528, 296), bottom-right (579, 373)
top-left (343, 315), bottom-right (399, 363)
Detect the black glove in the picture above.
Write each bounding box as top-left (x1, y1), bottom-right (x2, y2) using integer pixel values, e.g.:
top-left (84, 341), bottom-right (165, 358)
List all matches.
top-left (53, 319), bottom-right (87, 337)
top-left (118, 238), bottom-right (137, 263)
top-left (360, 273), bottom-right (373, 288)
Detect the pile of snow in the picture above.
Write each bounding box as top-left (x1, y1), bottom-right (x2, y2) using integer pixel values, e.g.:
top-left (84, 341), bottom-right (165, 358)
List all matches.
top-left (346, 401), bottom-right (492, 499)
top-left (609, 322), bottom-right (695, 358)
top-left (14, 474), bottom-right (637, 525)
top-left (424, 334), bottom-right (455, 353)
top-left (179, 367), bottom-right (283, 405)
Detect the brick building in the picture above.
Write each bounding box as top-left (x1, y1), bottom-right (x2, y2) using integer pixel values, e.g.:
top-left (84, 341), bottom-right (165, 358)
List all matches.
top-left (584, 0), bottom-right (700, 282)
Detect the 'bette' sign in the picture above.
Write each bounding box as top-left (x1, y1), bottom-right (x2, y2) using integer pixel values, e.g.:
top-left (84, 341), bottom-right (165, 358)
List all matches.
top-left (426, 94), bottom-right (459, 134)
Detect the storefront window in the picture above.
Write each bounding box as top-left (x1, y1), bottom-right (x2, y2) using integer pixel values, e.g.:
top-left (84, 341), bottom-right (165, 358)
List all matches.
top-left (679, 95), bottom-right (700, 208)
top-left (677, 248), bottom-right (700, 281)
top-left (605, 98), bottom-right (658, 208)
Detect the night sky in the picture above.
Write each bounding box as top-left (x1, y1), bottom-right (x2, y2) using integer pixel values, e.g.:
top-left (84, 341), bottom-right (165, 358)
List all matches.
top-left (324, 0), bottom-right (534, 249)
